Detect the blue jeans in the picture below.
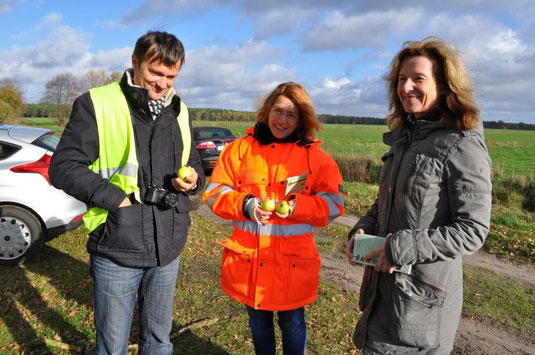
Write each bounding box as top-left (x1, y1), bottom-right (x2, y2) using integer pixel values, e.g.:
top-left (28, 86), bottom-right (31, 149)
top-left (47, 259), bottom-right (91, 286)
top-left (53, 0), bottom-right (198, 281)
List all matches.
top-left (89, 255), bottom-right (180, 355)
top-left (245, 305), bottom-right (307, 355)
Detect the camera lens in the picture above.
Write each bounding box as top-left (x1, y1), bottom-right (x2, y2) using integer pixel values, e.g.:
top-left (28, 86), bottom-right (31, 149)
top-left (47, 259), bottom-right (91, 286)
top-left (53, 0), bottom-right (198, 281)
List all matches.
top-left (163, 192), bottom-right (178, 209)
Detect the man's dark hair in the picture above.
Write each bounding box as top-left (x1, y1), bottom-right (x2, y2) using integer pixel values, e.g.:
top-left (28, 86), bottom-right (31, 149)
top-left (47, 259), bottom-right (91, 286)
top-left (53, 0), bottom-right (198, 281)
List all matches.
top-left (133, 30), bottom-right (185, 67)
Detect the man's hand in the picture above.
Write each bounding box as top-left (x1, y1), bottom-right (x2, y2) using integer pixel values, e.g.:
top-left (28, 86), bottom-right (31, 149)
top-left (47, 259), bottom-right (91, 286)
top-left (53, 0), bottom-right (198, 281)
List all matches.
top-left (119, 197), bottom-right (132, 208)
top-left (345, 228), bottom-right (364, 265)
top-left (171, 166), bottom-right (199, 192)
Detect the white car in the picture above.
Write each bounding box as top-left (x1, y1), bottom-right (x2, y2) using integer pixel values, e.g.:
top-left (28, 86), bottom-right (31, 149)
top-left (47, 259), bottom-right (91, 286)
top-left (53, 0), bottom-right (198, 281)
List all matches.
top-left (0, 123), bottom-right (87, 265)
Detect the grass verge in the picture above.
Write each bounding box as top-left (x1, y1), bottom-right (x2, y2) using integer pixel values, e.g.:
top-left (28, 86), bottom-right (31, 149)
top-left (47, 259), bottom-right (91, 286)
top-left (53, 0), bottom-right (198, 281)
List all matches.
top-left (0, 213), bottom-right (360, 353)
top-left (463, 265), bottom-right (535, 341)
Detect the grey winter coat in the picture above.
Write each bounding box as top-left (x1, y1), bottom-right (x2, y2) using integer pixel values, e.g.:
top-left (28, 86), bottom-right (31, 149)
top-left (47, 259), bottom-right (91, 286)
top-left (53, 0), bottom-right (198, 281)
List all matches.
top-left (350, 115), bottom-right (492, 353)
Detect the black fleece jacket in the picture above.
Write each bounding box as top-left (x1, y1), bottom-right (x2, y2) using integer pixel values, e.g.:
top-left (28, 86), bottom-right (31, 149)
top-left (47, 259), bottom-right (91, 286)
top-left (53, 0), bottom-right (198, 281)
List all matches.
top-left (49, 71), bottom-right (205, 267)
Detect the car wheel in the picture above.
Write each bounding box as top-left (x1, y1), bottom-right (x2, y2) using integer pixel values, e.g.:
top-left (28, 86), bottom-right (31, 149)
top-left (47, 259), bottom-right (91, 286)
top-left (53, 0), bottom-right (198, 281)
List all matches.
top-left (0, 205), bottom-right (44, 266)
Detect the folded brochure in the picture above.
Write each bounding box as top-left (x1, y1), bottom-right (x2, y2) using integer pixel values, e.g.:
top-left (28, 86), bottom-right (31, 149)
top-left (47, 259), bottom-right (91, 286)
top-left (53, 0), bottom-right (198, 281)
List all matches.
top-left (352, 233), bottom-right (412, 275)
top-left (284, 174), bottom-right (307, 197)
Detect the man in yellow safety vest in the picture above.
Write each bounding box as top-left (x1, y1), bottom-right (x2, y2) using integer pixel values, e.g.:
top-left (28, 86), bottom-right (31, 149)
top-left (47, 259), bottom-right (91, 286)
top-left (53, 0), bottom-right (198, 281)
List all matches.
top-left (50, 30), bottom-right (205, 354)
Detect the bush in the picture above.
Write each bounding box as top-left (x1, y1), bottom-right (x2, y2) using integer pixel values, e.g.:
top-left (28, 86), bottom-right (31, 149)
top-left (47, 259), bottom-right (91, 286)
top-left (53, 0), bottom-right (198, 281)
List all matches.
top-left (492, 169), bottom-right (535, 212)
top-left (331, 152), bottom-right (382, 183)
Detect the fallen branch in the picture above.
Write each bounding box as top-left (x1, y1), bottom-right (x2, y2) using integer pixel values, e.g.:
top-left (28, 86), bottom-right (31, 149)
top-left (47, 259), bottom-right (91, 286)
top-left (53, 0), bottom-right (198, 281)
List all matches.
top-left (126, 318), bottom-right (220, 352)
top-left (170, 317), bottom-right (220, 339)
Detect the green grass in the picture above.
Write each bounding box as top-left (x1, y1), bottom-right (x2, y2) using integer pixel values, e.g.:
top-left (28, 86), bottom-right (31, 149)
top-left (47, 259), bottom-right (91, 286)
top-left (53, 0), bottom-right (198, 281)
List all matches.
top-left (21, 118), bottom-right (535, 177)
top-left (17, 117), bottom-right (535, 262)
top-left (3, 117), bottom-right (531, 350)
top-left (486, 205), bottom-right (535, 263)
top-left (2, 209), bottom-right (533, 352)
top-left (463, 265), bottom-right (535, 338)
top-left (190, 121), bottom-right (535, 177)
top-left (22, 117), bottom-right (64, 134)
top-left (0, 213), bottom-right (360, 353)
top-left (317, 124), bottom-right (389, 157)
top-left (18, 117), bottom-right (535, 263)
top-left (342, 182), bottom-right (378, 217)
top-left (316, 223), bottom-right (352, 255)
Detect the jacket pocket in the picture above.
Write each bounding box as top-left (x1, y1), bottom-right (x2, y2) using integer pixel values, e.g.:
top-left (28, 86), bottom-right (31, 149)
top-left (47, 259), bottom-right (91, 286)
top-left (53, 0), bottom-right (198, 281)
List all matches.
top-left (219, 237), bottom-right (256, 300)
top-left (237, 164), bottom-right (269, 195)
top-left (407, 154), bottom-right (444, 207)
top-left (98, 204), bottom-right (148, 253)
top-left (389, 274), bottom-right (446, 348)
top-left (278, 236), bottom-right (321, 305)
top-left (172, 211), bottom-right (191, 240)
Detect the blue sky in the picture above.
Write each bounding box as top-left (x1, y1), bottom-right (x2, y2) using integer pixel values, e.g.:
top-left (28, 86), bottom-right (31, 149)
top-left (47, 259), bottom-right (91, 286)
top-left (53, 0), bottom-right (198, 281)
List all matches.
top-left (1, 0), bottom-right (535, 123)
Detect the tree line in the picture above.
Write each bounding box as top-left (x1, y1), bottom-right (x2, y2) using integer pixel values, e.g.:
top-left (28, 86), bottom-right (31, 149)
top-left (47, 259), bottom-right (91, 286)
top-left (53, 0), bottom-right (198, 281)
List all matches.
top-left (1, 70), bottom-right (121, 125)
top-left (2, 71), bottom-right (535, 130)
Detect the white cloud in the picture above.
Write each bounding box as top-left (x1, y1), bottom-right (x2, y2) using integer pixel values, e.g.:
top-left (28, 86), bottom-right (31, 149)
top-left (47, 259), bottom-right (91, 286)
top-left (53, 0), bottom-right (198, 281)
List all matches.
top-left (110, 0), bottom-right (218, 28)
top-left (36, 12), bottom-right (62, 30)
top-left (252, 7), bottom-right (313, 39)
top-left (29, 26), bottom-right (90, 67)
top-left (3, 1), bottom-right (535, 123)
top-left (0, 0), bottom-right (21, 14)
top-left (0, 16), bottom-right (130, 102)
top-left (323, 77), bottom-right (351, 89)
top-left (309, 74), bottom-right (387, 117)
top-left (87, 48), bottom-right (133, 72)
top-left (421, 13), bottom-right (535, 122)
top-left (300, 9), bottom-right (425, 51)
top-left (178, 40), bottom-right (297, 110)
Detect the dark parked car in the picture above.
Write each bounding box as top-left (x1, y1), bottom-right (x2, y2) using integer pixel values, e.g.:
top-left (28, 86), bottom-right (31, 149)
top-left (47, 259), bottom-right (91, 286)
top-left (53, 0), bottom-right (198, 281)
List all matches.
top-left (193, 127), bottom-right (236, 173)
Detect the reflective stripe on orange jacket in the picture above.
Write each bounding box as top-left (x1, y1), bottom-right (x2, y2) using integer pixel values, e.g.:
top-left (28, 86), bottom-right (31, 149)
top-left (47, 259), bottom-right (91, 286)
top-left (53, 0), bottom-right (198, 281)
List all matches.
top-left (203, 129), bottom-right (344, 311)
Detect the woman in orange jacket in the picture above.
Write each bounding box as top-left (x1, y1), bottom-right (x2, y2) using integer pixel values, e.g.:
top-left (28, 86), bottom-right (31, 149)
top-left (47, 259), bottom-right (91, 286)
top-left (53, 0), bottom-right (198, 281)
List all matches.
top-left (203, 82), bottom-right (344, 354)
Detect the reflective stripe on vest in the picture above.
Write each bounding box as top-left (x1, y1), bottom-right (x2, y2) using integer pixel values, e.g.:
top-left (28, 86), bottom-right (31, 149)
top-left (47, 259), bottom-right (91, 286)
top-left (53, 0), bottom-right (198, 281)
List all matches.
top-left (83, 82), bottom-right (191, 232)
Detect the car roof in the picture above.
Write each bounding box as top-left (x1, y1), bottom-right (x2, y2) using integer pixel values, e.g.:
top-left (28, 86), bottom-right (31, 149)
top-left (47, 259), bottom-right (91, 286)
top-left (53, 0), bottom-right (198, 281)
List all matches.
top-left (0, 124), bottom-right (53, 144)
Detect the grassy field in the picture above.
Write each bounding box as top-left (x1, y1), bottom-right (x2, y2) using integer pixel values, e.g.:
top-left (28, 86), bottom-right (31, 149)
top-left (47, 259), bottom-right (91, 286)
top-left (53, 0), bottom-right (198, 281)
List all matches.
top-left (1, 211), bottom-right (533, 353)
top-left (190, 120), bottom-right (535, 262)
top-left (189, 120), bottom-right (535, 177)
top-left (20, 118), bottom-right (535, 262)
top-left (0, 214), bottom-right (361, 353)
top-left (24, 117), bottom-right (535, 177)
top-left (23, 117), bottom-right (64, 134)
top-left (2, 117), bottom-right (531, 351)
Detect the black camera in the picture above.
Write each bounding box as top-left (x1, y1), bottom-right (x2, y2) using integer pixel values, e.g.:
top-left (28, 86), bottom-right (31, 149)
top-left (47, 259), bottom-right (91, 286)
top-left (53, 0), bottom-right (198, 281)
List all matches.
top-left (144, 186), bottom-right (178, 209)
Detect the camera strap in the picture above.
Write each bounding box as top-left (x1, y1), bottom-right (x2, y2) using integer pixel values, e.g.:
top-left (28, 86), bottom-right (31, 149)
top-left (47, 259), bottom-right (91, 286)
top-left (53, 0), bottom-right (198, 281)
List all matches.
top-left (130, 104), bottom-right (178, 197)
top-left (130, 113), bottom-right (151, 198)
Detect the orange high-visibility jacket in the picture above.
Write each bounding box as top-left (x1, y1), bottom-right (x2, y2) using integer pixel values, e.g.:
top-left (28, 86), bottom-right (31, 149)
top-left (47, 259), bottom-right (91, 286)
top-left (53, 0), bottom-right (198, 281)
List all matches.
top-left (203, 127), bottom-right (344, 311)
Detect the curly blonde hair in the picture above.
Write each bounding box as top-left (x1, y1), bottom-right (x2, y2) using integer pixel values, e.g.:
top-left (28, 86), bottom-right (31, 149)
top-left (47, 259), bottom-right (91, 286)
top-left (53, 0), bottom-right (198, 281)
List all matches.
top-left (256, 82), bottom-right (321, 140)
top-left (385, 37), bottom-right (480, 131)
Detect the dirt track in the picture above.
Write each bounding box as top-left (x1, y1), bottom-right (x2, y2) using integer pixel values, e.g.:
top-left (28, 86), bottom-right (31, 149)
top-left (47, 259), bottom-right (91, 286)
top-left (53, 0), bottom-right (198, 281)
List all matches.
top-left (193, 201), bottom-right (535, 354)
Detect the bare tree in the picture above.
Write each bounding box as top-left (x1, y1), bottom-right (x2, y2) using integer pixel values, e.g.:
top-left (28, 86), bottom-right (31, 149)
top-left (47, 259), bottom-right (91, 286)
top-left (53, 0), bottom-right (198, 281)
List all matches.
top-left (109, 71), bottom-right (123, 83)
top-left (40, 73), bottom-right (79, 126)
top-left (78, 69), bottom-right (112, 93)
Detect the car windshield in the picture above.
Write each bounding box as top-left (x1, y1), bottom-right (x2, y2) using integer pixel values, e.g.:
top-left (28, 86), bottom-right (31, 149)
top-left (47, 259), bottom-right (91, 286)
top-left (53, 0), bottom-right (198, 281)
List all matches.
top-left (33, 133), bottom-right (59, 152)
top-left (195, 128), bottom-right (234, 140)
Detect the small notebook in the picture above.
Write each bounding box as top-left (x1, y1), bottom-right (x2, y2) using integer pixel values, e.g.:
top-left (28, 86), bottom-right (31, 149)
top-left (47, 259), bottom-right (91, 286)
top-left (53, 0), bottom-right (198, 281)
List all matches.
top-left (351, 233), bottom-right (412, 275)
top-left (284, 174), bottom-right (307, 197)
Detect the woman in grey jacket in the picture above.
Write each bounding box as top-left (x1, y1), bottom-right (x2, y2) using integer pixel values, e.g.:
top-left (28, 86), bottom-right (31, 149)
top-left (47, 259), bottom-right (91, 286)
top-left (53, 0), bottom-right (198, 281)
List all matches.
top-left (345, 37), bottom-right (492, 354)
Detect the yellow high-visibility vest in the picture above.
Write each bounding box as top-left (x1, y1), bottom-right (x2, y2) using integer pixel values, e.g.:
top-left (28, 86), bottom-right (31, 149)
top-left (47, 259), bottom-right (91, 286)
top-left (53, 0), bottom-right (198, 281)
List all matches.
top-left (83, 81), bottom-right (191, 232)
